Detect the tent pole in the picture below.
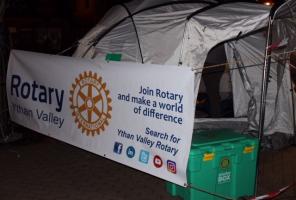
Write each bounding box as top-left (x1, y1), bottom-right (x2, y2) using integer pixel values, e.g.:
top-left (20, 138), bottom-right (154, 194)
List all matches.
top-left (255, 16), bottom-right (273, 195)
top-left (290, 72), bottom-right (296, 140)
top-left (120, 3), bottom-right (144, 64)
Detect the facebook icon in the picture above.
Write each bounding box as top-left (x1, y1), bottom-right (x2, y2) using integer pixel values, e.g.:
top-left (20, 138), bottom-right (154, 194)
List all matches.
top-left (113, 142), bottom-right (123, 154)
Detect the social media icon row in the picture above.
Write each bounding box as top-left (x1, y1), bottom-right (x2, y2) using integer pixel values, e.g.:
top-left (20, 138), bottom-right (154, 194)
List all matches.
top-left (113, 142), bottom-right (176, 173)
top-left (114, 142), bottom-right (148, 164)
top-left (153, 157), bottom-right (177, 174)
top-left (114, 142), bottom-right (136, 158)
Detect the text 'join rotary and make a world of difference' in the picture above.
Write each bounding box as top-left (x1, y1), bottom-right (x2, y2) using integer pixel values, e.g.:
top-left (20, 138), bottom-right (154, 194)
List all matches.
top-left (117, 85), bottom-right (185, 125)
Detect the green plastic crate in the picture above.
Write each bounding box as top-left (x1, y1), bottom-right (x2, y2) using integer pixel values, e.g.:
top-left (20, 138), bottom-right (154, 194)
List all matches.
top-left (167, 129), bottom-right (258, 200)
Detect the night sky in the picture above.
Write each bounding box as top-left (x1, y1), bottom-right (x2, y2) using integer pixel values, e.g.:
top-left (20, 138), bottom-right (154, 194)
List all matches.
top-left (5, 0), bottom-right (130, 18)
top-left (2, 0), bottom-right (272, 54)
top-left (3, 0), bottom-right (131, 54)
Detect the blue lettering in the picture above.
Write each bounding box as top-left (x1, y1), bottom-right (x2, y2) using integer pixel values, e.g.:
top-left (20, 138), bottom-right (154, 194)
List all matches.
top-left (55, 89), bottom-right (64, 112)
top-left (32, 81), bottom-right (38, 101)
top-left (21, 82), bottom-right (30, 99)
top-left (10, 74), bottom-right (64, 112)
top-left (11, 75), bottom-right (21, 96)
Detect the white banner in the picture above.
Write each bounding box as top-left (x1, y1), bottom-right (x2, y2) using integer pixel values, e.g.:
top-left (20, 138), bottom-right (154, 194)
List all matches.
top-left (6, 50), bottom-right (195, 186)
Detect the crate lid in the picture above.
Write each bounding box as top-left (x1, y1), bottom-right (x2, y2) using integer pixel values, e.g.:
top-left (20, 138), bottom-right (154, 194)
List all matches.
top-left (191, 129), bottom-right (246, 147)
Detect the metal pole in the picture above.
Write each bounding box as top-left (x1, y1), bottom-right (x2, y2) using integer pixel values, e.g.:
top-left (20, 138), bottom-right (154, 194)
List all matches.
top-left (255, 16), bottom-right (273, 195)
top-left (289, 70), bottom-right (296, 139)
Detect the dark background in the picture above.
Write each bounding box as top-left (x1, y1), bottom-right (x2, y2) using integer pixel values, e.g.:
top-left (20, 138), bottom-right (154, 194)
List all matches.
top-left (3, 0), bottom-right (130, 55)
top-left (3, 0), bottom-right (271, 55)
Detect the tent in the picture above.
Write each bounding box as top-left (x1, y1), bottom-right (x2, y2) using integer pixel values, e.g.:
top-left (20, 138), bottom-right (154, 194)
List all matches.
top-left (73, 0), bottom-right (296, 141)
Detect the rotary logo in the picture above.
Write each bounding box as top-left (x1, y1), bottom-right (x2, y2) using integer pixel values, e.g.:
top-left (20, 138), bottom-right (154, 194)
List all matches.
top-left (69, 71), bottom-right (112, 136)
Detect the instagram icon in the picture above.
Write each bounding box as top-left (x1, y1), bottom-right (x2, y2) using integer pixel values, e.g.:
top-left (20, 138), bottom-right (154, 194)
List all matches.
top-left (167, 160), bottom-right (177, 174)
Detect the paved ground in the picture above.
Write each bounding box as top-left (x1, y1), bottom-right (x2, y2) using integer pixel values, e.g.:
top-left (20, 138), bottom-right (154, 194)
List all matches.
top-left (1, 129), bottom-right (296, 200)
top-left (0, 129), bottom-right (179, 200)
top-left (258, 147), bottom-right (296, 200)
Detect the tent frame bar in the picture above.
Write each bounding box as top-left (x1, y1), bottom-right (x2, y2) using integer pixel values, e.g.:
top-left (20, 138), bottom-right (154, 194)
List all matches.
top-left (255, 15), bottom-right (272, 195)
top-left (88, 1), bottom-right (215, 51)
top-left (83, 0), bottom-right (262, 59)
top-left (290, 70), bottom-right (296, 136)
top-left (120, 3), bottom-right (144, 64)
top-left (255, 0), bottom-right (296, 193)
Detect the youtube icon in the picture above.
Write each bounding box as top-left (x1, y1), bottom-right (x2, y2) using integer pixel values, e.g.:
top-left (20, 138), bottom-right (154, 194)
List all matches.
top-left (153, 155), bottom-right (163, 168)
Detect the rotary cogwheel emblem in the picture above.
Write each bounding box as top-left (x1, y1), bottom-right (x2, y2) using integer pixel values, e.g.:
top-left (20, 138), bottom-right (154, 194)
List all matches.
top-left (69, 71), bottom-right (112, 136)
